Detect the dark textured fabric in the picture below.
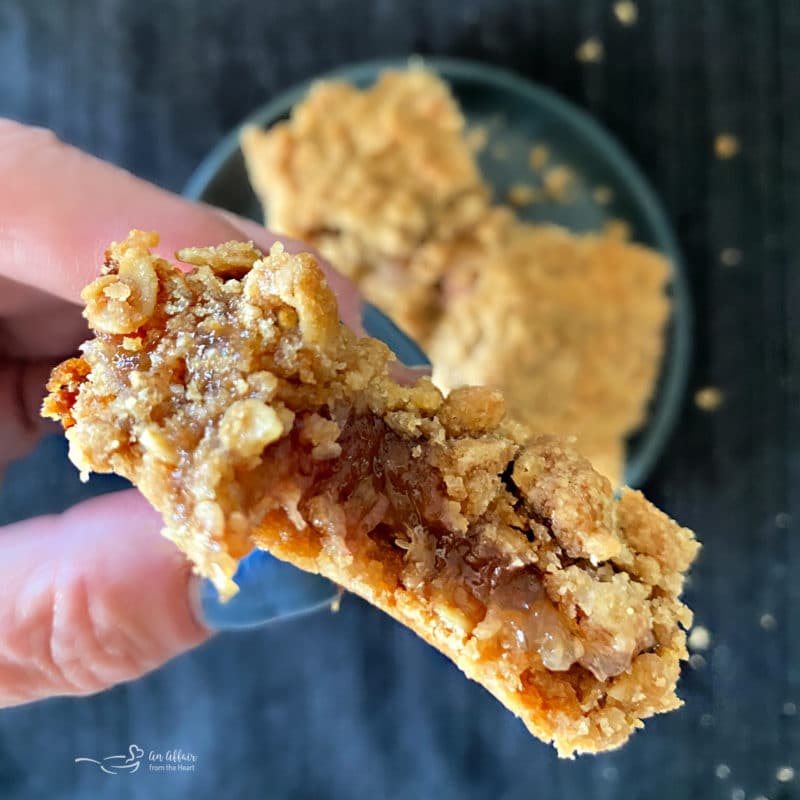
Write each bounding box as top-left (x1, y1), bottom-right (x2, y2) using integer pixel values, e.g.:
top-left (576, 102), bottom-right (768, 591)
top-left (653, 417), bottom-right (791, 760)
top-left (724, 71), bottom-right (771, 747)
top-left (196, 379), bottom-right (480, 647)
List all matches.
top-left (1, 1), bottom-right (799, 798)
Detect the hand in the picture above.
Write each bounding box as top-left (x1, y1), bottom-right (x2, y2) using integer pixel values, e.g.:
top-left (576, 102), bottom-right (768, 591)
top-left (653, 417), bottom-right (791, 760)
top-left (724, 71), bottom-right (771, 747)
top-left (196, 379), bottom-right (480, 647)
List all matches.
top-left (0, 120), bottom-right (428, 706)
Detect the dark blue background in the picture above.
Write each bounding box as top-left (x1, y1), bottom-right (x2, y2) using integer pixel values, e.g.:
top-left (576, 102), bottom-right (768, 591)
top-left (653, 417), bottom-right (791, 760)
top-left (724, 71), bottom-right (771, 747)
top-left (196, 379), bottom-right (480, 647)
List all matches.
top-left (1, 1), bottom-right (799, 798)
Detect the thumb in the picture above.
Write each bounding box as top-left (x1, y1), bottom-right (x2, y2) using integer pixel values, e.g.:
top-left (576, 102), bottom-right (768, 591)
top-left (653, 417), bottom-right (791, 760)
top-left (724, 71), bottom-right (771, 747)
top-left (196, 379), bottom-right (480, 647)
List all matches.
top-left (0, 489), bottom-right (207, 707)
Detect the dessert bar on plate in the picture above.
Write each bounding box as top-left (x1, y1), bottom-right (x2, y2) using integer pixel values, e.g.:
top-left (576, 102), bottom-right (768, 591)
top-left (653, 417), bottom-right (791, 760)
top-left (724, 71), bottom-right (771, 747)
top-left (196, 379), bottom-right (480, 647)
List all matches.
top-left (241, 68), bottom-right (672, 484)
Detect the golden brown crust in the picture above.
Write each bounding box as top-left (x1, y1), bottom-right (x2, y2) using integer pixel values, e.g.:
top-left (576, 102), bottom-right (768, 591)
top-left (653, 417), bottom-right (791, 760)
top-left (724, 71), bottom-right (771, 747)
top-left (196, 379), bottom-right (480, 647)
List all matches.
top-left (43, 231), bottom-right (698, 756)
top-left (241, 68), bottom-right (671, 485)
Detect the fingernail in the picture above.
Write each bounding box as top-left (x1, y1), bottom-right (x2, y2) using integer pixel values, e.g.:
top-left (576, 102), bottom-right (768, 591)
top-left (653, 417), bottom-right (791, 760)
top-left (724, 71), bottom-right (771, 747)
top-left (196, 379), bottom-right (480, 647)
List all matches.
top-left (362, 304), bottom-right (430, 367)
top-left (196, 550), bottom-right (338, 630)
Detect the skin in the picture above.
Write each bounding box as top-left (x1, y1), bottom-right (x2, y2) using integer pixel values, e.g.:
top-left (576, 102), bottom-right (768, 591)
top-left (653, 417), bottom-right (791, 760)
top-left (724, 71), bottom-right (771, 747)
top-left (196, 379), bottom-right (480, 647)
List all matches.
top-left (0, 119), bottom-right (379, 707)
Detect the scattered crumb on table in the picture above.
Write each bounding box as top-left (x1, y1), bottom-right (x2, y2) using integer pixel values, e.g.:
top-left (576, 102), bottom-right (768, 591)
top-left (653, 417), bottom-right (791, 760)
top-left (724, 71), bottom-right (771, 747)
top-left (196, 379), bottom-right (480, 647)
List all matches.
top-left (507, 183), bottom-right (539, 207)
top-left (775, 512), bottom-right (791, 528)
top-left (759, 612), bottom-right (777, 631)
top-left (613, 1), bottom-right (639, 25)
top-left (688, 625), bottom-right (711, 650)
top-left (720, 247), bottom-right (743, 266)
top-left (528, 144), bottom-right (550, 171)
top-left (783, 701), bottom-right (797, 716)
top-left (694, 386), bottom-right (724, 411)
top-left (576, 37), bottom-right (604, 63)
top-left (731, 788), bottom-right (745, 800)
top-left (715, 133), bottom-right (741, 159)
top-left (593, 185), bottom-right (614, 205)
top-left (716, 764), bottom-right (731, 780)
top-left (776, 766), bottom-right (795, 783)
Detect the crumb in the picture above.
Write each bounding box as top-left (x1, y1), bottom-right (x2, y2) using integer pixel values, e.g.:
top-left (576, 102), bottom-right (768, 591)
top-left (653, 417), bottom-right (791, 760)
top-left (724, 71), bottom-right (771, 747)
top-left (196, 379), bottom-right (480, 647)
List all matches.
top-left (490, 142), bottom-right (510, 160)
top-left (528, 144), bottom-right (550, 171)
top-left (576, 37), bottom-right (604, 63)
top-left (720, 248), bottom-right (742, 266)
top-left (507, 183), bottom-right (539, 207)
top-left (688, 625), bottom-right (711, 650)
top-left (466, 126), bottom-right (488, 153)
top-left (543, 165), bottom-right (576, 203)
top-left (45, 230), bottom-right (699, 758)
top-left (716, 764), bottom-right (731, 780)
top-left (613, 1), bottom-right (638, 25)
top-left (760, 613), bottom-right (777, 631)
top-left (700, 713), bottom-right (715, 728)
top-left (694, 387), bottom-right (724, 412)
top-left (775, 512), bottom-right (791, 528)
top-left (783, 702), bottom-right (797, 716)
top-left (603, 218), bottom-right (633, 241)
top-left (776, 766), bottom-right (795, 783)
top-left (714, 134), bottom-right (741, 160)
top-left (688, 653), bottom-right (706, 670)
top-left (731, 788), bottom-right (745, 800)
top-left (752, 796), bottom-right (770, 800)
top-left (593, 185), bottom-right (614, 205)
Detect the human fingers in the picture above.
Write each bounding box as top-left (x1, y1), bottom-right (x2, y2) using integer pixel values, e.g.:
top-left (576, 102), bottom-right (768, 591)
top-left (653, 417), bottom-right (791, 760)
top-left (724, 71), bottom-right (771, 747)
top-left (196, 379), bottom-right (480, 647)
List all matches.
top-left (0, 490), bottom-right (207, 706)
top-left (0, 119), bottom-right (362, 329)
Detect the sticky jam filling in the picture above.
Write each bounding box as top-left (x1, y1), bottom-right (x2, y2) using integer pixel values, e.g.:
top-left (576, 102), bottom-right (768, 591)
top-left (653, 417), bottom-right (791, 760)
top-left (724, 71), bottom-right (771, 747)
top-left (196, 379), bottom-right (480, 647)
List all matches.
top-left (241, 411), bottom-right (636, 681)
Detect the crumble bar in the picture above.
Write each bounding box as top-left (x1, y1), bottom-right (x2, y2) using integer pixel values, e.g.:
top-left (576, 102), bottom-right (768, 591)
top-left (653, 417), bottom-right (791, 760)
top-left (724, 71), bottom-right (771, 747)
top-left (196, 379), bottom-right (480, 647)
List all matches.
top-left (241, 68), bottom-right (671, 485)
top-left (43, 231), bottom-right (698, 756)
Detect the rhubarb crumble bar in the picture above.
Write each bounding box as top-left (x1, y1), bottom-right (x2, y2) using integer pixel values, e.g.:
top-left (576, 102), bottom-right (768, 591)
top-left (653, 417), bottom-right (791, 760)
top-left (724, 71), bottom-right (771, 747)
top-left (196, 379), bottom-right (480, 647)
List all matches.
top-left (241, 67), bottom-right (671, 485)
top-left (43, 231), bottom-right (698, 756)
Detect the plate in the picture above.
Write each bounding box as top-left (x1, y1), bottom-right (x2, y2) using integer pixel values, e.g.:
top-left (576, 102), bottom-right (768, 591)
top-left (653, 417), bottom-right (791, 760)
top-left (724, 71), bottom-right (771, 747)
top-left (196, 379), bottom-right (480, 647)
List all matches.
top-left (183, 57), bottom-right (691, 488)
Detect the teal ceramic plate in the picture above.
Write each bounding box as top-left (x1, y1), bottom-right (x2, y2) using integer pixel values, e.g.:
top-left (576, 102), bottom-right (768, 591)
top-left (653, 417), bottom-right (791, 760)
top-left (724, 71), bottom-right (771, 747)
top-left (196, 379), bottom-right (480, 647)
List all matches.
top-left (184, 57), bottom-right (691, 488)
